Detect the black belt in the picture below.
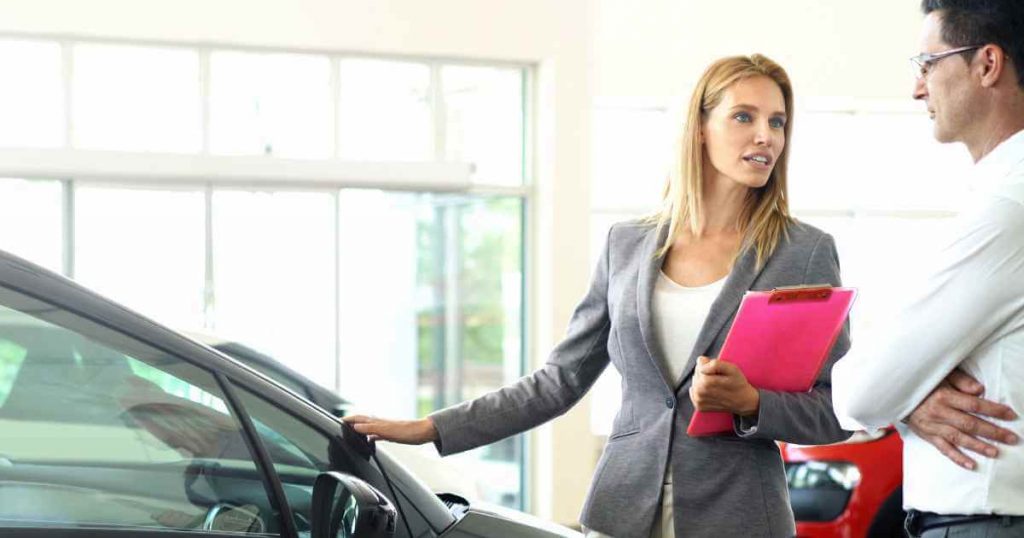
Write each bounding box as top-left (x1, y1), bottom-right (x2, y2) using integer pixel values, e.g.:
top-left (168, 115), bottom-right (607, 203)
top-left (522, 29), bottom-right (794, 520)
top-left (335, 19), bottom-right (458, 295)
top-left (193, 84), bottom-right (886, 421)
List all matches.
top-left (905, 509), bottom-right (1020, 536)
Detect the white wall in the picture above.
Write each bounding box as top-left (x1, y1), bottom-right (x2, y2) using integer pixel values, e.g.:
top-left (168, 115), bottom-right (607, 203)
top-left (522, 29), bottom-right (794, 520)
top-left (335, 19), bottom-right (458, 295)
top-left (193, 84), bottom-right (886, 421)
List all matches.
top-left (592, 0), bottom-right (924, 102)
top-left (0, 0), bottom-right (597, 527)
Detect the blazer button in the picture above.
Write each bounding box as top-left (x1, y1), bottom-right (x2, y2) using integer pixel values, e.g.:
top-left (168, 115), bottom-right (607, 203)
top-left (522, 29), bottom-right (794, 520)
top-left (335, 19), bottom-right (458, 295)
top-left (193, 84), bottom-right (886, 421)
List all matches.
top-left (665, 397), bottom-right (675, 409)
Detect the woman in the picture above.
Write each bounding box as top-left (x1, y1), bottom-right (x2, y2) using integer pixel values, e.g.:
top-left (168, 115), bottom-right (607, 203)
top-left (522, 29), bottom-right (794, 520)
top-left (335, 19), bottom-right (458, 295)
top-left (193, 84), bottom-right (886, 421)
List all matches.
top-left (345, 54), bottom-right (851, 538)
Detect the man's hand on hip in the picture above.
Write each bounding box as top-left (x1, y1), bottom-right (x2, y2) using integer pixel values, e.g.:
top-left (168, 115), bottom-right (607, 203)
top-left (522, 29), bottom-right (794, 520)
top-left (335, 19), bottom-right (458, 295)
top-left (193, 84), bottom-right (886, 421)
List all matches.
top-left (905, 369), bottom-right (1019, 470)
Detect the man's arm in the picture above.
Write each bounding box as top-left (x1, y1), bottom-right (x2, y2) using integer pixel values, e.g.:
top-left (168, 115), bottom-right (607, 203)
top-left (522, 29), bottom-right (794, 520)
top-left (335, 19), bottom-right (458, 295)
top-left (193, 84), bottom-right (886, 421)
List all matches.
top-left (832, 203), bottom-right (1023, 431)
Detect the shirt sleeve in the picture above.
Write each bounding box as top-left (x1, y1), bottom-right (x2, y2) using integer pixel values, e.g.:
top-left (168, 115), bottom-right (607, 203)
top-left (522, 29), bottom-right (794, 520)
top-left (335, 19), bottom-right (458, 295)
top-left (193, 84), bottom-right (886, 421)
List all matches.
top-left (832, 198), bottom-right (1024, 431)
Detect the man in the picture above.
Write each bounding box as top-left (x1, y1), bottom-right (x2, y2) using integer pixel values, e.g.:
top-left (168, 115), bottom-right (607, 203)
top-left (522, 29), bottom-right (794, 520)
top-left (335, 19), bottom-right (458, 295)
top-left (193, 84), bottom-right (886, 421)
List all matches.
top-left (832, 1), bottom-right (1024, 537)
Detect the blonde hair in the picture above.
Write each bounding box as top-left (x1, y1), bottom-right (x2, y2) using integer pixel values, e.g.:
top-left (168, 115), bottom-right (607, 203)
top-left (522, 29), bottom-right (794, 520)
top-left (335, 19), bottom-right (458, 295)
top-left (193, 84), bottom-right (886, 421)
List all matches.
top-left (652, 54), bottom-right (794, 268)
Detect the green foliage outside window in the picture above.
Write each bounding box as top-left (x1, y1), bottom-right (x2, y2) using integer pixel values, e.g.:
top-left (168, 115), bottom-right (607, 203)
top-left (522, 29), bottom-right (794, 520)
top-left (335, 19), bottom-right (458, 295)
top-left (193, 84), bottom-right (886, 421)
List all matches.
top-left (0, 339), bottom-right (27, 407)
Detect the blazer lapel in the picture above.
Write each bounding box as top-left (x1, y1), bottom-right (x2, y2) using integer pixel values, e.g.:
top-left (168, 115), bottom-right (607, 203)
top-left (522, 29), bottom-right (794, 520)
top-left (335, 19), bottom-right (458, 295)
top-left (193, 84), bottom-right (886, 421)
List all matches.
top-left (675, 245), bottom-right (765, 390)
top-left (636, 225), bottom-right (674, 390)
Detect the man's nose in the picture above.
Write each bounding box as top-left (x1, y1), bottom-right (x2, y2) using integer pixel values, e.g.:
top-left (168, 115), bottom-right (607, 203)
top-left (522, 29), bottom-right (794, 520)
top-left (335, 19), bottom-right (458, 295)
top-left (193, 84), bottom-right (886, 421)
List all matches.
top-left (913, 77), bottom-right (928, 101)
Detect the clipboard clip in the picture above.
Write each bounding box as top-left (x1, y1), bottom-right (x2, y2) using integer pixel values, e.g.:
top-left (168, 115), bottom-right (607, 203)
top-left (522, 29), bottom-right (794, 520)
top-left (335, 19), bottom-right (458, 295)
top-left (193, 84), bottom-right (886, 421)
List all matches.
top-left (769, 284), bottom-right (833, 303)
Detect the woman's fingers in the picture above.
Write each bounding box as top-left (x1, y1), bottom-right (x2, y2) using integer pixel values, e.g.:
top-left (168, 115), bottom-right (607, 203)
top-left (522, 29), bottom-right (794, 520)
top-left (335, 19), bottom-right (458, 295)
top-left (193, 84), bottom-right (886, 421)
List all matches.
top-left (699, 358), bottom-right (744, 379)
top-left (341, 416), bottom-right (437, 445)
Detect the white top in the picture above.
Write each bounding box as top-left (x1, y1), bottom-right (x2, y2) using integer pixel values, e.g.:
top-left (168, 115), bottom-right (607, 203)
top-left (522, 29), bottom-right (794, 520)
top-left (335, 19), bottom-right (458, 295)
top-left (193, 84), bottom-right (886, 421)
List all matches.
top-left (832, 129), bottom-right (1024, 515)
top-left (653, 270), bottom-right (725, 487)
top-left (651, 268), bottom-right (724, 485)
top-left (653, 270), bottom-right (726, 388)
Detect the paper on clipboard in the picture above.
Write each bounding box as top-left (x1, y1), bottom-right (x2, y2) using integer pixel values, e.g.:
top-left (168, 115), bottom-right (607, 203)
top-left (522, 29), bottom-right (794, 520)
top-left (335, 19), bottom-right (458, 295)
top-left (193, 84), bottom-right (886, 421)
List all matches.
top-left (687, 285), bottom-right (857, 437)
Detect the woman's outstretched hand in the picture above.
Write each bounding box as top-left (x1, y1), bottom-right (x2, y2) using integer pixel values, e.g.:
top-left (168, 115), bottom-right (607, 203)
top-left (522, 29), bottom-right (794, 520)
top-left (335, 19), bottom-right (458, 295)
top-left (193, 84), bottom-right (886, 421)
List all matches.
top-left (342, 415), bottom-right (439, 445)
top-left (689, 356), bottom-right (760, 417)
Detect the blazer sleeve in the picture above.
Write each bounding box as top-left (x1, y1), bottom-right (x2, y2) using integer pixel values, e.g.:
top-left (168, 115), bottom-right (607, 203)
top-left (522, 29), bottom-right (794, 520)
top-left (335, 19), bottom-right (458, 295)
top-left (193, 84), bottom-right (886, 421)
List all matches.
top-left (736, 233), bottom-right (853, 445)
top-left (428, 228), bottom-right (614, 456)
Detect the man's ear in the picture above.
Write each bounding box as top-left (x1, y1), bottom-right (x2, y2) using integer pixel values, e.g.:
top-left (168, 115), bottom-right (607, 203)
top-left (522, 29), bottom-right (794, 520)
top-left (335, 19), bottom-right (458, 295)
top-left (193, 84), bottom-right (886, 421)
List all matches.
top-left (978, 44), bottom-right (1006, 88)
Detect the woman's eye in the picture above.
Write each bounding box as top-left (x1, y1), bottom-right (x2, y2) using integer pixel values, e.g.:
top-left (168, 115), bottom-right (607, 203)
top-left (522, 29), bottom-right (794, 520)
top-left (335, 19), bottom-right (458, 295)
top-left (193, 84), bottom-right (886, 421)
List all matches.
top-left (769, 117), bottom-right (786, 129)
top-left (733, 112), bottom-right (751, 123)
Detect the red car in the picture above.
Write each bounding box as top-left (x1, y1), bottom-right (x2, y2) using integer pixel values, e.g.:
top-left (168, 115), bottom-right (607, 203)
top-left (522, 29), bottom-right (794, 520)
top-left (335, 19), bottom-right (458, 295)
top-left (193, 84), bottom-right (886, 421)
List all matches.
top-left (781, 428), bottom-right (905, 538)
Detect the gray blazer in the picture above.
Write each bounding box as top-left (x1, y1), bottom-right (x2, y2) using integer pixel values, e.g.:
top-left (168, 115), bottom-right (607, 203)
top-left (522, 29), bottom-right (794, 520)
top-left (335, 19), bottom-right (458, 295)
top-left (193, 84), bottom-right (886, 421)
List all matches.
top-left (430, 220), bottom-right (852, 538)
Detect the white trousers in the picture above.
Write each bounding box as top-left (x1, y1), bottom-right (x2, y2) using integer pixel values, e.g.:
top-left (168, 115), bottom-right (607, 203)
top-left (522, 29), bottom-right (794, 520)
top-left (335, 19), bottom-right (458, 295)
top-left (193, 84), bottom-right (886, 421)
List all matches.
top-left (584, 482), bottom-right (674, 538)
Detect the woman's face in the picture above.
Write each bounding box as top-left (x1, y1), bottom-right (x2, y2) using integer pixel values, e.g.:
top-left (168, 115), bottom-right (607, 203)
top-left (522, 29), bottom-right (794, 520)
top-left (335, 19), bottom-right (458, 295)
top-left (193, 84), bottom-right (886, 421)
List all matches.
top-left (701, 75), bottom-right (787, 191)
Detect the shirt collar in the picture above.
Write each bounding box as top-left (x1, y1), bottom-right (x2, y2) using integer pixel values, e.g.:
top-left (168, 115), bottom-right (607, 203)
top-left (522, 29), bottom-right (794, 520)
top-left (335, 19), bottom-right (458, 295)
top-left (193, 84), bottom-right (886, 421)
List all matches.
top-left (972, 128), bottom-right (1024, 198)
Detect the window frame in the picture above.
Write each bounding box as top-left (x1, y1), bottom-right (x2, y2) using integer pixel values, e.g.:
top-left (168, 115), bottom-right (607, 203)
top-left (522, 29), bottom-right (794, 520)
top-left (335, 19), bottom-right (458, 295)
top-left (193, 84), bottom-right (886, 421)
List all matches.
top-left (0, 30), bottom-right (535, 512)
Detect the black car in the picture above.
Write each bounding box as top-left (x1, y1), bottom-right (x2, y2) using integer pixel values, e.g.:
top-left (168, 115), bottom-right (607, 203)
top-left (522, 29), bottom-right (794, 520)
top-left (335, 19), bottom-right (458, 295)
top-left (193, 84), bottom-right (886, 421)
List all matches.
top-left (0, 249), bottom-right (579, 538)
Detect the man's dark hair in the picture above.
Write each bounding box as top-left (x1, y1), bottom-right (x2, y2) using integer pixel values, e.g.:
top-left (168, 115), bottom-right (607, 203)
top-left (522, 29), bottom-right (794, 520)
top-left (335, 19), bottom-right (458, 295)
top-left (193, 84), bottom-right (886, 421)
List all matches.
top-left (922, 0), bottom-right (1024, 88)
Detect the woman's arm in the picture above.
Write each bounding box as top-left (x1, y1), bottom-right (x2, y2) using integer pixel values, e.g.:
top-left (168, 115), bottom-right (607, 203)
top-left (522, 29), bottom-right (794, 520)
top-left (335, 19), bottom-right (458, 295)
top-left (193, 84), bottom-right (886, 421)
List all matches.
top-left (692, 232), bottom-right (851, 442)
top-left (730, 233), bottom-right (852, 445)
top-left (348, 226), bottom-right (617, 455)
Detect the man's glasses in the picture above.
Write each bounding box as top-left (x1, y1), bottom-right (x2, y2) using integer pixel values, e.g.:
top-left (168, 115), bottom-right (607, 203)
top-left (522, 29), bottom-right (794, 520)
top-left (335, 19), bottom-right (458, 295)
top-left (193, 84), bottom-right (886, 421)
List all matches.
top-left (910, 45), bottom-right (982, 80)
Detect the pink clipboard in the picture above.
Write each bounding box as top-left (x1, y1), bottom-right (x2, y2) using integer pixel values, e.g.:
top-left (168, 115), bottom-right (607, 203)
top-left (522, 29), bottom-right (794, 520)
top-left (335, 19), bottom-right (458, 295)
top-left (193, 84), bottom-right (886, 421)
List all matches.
top-left (687, 285), bottom-right (856, 437)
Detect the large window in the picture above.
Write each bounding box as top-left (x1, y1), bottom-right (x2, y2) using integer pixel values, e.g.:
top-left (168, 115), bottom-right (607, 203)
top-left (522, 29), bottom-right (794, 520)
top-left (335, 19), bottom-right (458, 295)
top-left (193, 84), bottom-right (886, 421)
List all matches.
top-left (73, 44), bottom-right (203, 153)
top-left (588, 99), bottom-right (972, 435)
top-left (211, 190), bottom-right (337, 385)
top-left (0, 178), bottom-right (63, 272)
top-left (335, 191), bottom-right (525, 507)
top-left (0, 35), bottom-right (530, 510)
top-left (74, 186), bottom-right (208, 329)
top-left (0, 40), bottom-right (63, 148)
top-left (209, 51), bottom-right (332, 159)
top-left (337, 59), bottom-right (433, 162)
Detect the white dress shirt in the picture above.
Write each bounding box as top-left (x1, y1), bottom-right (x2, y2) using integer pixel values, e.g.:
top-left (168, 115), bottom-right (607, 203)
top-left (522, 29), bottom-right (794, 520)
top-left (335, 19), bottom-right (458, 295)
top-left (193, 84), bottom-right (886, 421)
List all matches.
top-left (832, 128), bottom-right (1024, 515)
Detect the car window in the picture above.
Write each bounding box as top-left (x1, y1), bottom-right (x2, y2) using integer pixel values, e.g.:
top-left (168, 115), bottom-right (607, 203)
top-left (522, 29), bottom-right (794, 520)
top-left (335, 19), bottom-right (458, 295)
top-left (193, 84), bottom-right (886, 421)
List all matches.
top-left (231, 385), bottom-right (429, 538)
top-left (0, 338), bottom-right (27, 407)
top-left (230, 386), bottom-right (333, 536)
top-left (0, 297), bottom-right (281, 536)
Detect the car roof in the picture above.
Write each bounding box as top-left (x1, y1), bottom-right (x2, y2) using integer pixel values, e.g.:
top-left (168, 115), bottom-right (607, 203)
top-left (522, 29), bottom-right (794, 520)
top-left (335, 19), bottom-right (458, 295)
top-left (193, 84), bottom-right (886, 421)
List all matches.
top-left (181, 330), bottom-right (351, 407)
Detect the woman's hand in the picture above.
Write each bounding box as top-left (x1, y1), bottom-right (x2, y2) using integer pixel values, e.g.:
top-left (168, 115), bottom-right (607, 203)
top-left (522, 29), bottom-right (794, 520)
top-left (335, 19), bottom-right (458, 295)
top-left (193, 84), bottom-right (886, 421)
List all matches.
top-left (342, 415), bottom-right (439, 445)
top-left (689, 356), bottom-right (760, 417)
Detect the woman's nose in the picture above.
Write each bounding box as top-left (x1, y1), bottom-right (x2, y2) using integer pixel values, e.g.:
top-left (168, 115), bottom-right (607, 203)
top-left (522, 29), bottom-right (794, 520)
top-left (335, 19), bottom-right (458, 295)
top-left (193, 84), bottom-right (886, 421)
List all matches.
top-left (754, 124), bottom-right (772, 146)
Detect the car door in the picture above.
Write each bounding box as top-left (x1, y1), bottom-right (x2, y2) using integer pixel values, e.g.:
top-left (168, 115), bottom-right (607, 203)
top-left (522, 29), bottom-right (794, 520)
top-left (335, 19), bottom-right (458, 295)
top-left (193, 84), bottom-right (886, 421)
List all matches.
top-left (0, 287), bottom-right (284, 537)
top-left (223, 382), bottom-right (446, 538)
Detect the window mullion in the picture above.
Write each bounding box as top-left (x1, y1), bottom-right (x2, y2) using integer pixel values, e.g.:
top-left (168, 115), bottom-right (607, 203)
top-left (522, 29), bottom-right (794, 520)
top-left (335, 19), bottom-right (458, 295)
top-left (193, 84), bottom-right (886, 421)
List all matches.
top-left (332, 190), bottom-right (342, 393)
top-left (204, 183), bottom-right (215, 330)
top-left (61, 179), bottom-right (75, 278)
top-left (442, 203), bottom-right (462, 406)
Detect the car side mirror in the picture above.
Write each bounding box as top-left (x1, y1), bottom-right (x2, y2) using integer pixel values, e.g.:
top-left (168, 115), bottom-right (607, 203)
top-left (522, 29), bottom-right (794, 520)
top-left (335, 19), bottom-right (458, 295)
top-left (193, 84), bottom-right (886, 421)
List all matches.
top-left (312, 471), bottom-right (396, 538)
